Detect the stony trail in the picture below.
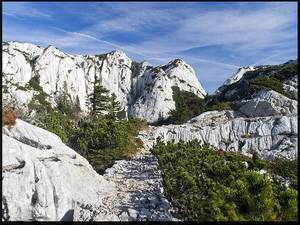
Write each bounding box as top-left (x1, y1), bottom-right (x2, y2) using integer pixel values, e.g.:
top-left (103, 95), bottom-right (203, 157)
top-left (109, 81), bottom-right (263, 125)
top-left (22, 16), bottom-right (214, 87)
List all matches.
top-left (102, 146), bottom-right (180, 221)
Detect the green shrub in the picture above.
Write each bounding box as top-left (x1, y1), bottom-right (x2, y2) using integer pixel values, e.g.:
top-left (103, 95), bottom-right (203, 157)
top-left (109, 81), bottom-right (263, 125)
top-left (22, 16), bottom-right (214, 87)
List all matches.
top-left (28, 75), bottom-right (43, 92)
top-left (151, 138), bottom-right (298, 221)
top-left (205, 101), bottom-right (233, 111)
top-left (37, 111), bottom-right (75, 143)
top-left (71, 118), bottom-right (146, 173)
top-left (247, 76), bottom-right (292, 98)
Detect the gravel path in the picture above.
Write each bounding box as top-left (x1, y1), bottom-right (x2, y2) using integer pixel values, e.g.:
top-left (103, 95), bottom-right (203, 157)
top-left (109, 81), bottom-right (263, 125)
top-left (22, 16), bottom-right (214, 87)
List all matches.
top-left (102, 147), bottom-right (180, 221)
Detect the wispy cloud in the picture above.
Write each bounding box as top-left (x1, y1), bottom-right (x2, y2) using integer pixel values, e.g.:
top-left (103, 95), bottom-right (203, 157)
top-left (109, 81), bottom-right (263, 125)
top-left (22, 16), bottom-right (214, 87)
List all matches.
top-left (251, 49), bottom-right (297, 66)
top-left (51, 27), bottom-right (158, 60)
top-left (2, 1), bottom-right (297, 93)
top-left (169, 2), bottom-right (296, 52)
top-left (3, 2), bottom-right (52, 19)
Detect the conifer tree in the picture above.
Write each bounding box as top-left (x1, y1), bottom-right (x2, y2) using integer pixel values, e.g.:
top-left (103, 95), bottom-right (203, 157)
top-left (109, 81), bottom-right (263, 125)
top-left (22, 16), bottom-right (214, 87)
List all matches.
top-left (169, 93), bottom-right (192, 124)
top-left (107, 93), bottom-right (122, 120)
top-left (86, 77), bottom-right (111, 115)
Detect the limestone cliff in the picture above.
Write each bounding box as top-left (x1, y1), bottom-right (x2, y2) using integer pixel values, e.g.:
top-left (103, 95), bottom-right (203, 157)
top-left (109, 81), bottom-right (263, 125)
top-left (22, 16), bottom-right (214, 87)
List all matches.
top-left (2, 41), bottom-right (206, 123)
top-left (2, 119), bottom-right (118, 221)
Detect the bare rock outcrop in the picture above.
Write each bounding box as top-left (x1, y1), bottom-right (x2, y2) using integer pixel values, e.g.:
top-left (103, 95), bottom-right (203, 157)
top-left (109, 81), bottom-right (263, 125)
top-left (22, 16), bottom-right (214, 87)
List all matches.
top-left (2, 119), bottom-right (119, 221)
top-left (237, 90), bottom-right (298, 117)
top-left (140, 109), bottom-right (297, 161)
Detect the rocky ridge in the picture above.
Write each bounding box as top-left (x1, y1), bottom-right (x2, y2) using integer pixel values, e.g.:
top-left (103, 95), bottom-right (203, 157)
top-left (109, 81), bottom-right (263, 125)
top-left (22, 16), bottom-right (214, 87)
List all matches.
top-left (139, 89), bottom-right (298, 161)
top-left (214, 66), bottom-right (256, 96)
top-left (214, 59), bottom-right (298, 100)
top-left (2, 41), bottom-right (206, 123)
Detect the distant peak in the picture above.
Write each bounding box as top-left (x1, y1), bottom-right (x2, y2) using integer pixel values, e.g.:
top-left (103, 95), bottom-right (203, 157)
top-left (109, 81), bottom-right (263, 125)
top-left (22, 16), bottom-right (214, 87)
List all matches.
top-left (107, 50), bottom-right (127, 57)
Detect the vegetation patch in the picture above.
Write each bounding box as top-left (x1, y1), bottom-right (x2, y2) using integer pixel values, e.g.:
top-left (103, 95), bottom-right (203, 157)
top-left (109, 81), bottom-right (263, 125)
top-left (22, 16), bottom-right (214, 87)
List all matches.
top-left (95, 53), bottom-right (107, 60)
top-left (35, 76), bottom-right (148, 174)
top-left (2, 106), bottom-right (18, 129)
top-left (28, 75), bottom-right (43, 92)
top-left (168, 86), bottom-right (205, 124)
top-left (151, 138), bottom-right (298, 221)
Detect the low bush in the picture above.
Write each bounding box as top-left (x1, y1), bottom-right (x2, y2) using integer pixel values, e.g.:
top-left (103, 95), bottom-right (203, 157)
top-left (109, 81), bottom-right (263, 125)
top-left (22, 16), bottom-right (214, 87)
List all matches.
top-left (70, 117), bottom-right (146, 173)
top-left (2, 106), bottom-right (18, 128)
top-left (151, 138), bottom-right (298, 221)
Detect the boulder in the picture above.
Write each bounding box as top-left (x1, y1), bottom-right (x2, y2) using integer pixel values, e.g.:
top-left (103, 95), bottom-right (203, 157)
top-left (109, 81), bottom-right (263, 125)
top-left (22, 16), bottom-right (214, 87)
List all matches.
top-left (238, 90), bottom-right (298, 117)
top-left (2, 119), bottom-right (117, 221)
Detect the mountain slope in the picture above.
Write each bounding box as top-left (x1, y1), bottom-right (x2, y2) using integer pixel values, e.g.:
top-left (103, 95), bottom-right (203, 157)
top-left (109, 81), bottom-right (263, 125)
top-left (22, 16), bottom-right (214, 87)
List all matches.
top-left (2, 41), bottom-right (298, 221)
top-left (213, 60), bottom-right (298, 100)
top-left (2, 41), bottom-right (206, 123)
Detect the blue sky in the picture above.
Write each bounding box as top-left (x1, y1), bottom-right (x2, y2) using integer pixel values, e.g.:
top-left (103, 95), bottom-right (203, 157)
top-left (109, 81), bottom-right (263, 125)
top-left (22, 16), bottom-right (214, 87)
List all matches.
top-left (2, 1), bottom-right (298, 94)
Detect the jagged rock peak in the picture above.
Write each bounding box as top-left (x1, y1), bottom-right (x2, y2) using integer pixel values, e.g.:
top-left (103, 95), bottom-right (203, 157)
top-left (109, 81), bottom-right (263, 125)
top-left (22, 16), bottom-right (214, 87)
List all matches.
top-left (3, 41), bottom-right (45, 59)
top-left (223, 66), bottom-right (256, 86)
top-left (2, 41), bottom-right (207, 123)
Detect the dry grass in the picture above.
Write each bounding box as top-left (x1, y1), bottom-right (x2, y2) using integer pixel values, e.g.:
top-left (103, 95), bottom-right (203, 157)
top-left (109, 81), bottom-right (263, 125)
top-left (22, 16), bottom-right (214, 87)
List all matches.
top-left (241, 133), bottom-right (255, 138)
top-left (2, 106), bottom-right (17, 129)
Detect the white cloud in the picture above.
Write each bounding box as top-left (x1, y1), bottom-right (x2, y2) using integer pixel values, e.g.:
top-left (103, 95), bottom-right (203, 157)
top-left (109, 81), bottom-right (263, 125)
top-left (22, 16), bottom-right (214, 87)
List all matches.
top-left (51, 27), bottom-right (160, 60)
top-left (3, 2), bottom-right (52, 19)
top-left (2, 1), bottom-right (297, 93)
top-left (82, 4), bottom-right (180, 38)
top-left (174, 3), bottom-right (296, 49)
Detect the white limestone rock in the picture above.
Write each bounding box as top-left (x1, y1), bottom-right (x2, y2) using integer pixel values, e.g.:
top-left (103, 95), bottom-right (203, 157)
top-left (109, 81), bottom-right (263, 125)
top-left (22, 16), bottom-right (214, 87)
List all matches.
top-left (2, 118), bottom-right (180, 221)
top-left (223, 66), bottom-right (256, 86)
top-left (2, 41), bottom-right (206, 123)
top-left (2, 119), bottom-right (118, 221)
top-left (283, 75), bottom-right (298, 100)
top-left (238, 90), bottom-right (298, 117)
top-left (163, 59), bottom-right (206, 97)
top-left (139, 110), bottom-right (298, 161)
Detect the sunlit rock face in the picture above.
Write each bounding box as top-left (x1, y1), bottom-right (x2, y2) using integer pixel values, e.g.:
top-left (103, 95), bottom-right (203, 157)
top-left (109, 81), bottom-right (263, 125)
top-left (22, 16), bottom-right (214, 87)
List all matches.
top-left (2, 41), bottom-right (206, 123)
top-left (2, 119), bottom-right (119, 221)
top-left (237, 90), bottom-right (298, 117)
top-left (140, 110), bottom-right (297, 161)
top-left (139, 89), bottom-right (298, 161)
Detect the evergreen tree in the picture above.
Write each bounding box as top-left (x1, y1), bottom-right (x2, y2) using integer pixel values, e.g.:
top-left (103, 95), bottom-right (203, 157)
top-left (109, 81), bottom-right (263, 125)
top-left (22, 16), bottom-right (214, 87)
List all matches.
top-left (169, 93), bottom-right (192, 124)
top-left (57, 82), bottom-right (73, 117)
top-left (169, 86), bottom-right (204, 124)
top-left (86, 77), bottom-right (111, 115)
top-left (107, 93), bottom-right (125, 120)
